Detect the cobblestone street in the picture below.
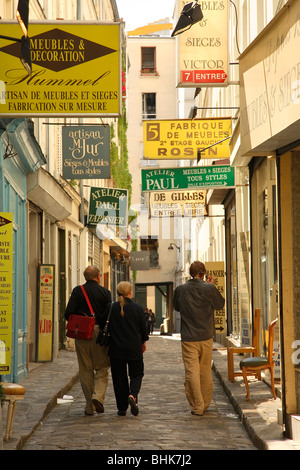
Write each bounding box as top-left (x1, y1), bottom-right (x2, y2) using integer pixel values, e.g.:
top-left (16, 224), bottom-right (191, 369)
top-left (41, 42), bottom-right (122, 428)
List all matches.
top-left (22, 335), bottom-right (257, 452)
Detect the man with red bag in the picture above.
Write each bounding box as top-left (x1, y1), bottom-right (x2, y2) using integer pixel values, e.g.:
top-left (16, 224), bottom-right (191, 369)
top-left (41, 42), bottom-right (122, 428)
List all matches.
top-left (65, 266), bottom-right (111, 415)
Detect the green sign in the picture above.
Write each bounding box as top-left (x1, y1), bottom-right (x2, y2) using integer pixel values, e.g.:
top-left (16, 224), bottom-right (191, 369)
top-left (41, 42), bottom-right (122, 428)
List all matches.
top-left (141, 165), bottom-right (235, 192)
top-left (88, 187), bottom-right (128, 228)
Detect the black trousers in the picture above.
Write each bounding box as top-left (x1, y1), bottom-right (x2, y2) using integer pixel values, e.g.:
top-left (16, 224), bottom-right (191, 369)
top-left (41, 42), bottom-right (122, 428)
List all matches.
top-left (110, 357), bottom-right (144, 412)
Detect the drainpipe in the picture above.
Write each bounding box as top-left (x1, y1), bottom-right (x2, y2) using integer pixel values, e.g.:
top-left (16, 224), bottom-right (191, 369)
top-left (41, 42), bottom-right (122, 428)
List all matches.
top-left (76, 0), bottom-right (85, 225)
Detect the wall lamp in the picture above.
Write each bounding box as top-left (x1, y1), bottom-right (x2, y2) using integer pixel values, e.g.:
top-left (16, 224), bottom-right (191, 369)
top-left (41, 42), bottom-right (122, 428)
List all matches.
top-left (168, 243), bottom-right (180, 252)
top-left (172, 1), bottom-right (241, 55)
top-left (171, 1), bottom-right (203, 37)
top-left (0, 0), bottom-right (31, 74)
top-left (0, 35), bottom-right (31, 73)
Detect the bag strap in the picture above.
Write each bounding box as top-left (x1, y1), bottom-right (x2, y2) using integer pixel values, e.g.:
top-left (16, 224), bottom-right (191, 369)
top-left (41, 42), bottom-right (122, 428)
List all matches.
top-left (106, 302), bottom-right (113, 323)
top-left (81, 285), bottom-right (95, 316)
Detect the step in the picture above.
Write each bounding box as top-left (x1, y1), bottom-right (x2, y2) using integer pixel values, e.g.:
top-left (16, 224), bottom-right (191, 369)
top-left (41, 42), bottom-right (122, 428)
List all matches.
top-left (291, 415), bottom-right (300, 443)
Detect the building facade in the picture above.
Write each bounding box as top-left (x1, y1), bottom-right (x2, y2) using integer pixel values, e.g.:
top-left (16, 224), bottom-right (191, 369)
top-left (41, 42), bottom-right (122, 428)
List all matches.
top-left (186, 0), bottom-right (299, 439)
top-left (0, 0), bottom-right (129, 381)
top-left (236, 0), bottom-right (300, 439)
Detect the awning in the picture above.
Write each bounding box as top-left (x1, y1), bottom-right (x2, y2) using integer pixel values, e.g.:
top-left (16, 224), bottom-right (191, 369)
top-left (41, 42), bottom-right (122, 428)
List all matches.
top-left (3, 118), bottom-right (46, 172)
top-left (27, 167), bottom-right (72, 221)
top-left (206, 188), bottom-right (230, 205)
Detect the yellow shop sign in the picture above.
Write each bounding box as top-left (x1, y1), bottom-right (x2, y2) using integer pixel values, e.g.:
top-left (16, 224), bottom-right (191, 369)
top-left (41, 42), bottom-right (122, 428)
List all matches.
top-left (143, 118), bottom-right (231, 159)
top-left (0, 213), bottom-right (13, 374)
top-left (0, 22), bottom-right (121, 117)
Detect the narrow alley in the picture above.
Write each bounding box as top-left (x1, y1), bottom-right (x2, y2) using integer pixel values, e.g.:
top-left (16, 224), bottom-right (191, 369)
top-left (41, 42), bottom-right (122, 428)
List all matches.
top-left (21, 335), bottom-right (256, 452)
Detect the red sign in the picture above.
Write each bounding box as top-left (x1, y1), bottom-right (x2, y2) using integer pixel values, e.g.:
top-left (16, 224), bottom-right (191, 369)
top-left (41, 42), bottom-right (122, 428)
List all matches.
top-left (181, 70), bottom-right (227, 84)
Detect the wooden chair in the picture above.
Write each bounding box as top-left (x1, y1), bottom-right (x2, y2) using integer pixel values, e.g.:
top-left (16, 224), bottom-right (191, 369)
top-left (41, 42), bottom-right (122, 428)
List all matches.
top-left (0, 382), bottom-right (26, 441)
top-left (227, 308), bottom-right (261, 383)
top-left (240, 318), bottom-right (278, 401)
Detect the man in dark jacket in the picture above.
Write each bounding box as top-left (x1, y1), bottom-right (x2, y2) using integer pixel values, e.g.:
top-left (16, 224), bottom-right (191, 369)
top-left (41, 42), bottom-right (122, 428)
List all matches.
top-left (173, 261), bottom-right (225, 416)
top-left (65, 266), bottom-right (111, 416)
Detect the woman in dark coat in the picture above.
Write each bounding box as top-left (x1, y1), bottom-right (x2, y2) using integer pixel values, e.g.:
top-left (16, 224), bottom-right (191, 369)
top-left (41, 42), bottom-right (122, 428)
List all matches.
top-left (100, 281), bottom-right (149, 416)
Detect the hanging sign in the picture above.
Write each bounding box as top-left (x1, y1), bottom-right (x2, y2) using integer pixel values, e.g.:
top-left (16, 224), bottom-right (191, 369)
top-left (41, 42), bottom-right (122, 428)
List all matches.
top-left (37, 264), bottom-right (55, 362)
top-left (130, 252), bottom-right (150, 270)
top-left (62, 125), bottom-right (110, 179)
top-left (149, 190), bottom-right (207, 218)
top-left (0, 22), bottom-right (121, 117)
top-left (88, 187), bottom-right (128, 230)
top-left (0, 213), bottom-right (13, 375)
top-left (176, 0), bottom-right (229, 87)
top-left (142, 165), bottom-right (235, 191)
top-left (205, 261), bottom-right (226, 335)
top-left (143, 119), bottom-right (231, 159)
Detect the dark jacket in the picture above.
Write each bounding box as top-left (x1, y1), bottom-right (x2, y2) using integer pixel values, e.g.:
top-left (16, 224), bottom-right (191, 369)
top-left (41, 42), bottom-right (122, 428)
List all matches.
top-left (173, 278), bottom-right (225, 342)
top-left (100, 298), bottom-right (149, 360)
top-left (64, 280), bottom-right (111, 325)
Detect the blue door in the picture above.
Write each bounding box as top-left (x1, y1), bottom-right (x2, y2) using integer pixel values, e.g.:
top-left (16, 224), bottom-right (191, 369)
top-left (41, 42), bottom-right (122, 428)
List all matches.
top-left (0, 152), bottom-right (28, 382)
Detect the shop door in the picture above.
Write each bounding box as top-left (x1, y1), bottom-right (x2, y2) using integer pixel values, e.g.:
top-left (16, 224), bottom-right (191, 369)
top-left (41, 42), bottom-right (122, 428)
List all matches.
top-left (28, 205), bottom-right (42, 362)
top-left (251, 159), bottom-right (279, 365)
top-left (134, 285), bottom-right (147, 310)
top-left (225, 194), bottom-right (239, 339)
top-left (58, 228), bottom-right (66, 349)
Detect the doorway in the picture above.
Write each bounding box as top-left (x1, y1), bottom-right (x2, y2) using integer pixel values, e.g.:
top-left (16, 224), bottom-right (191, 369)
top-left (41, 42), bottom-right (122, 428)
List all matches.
top-left (251, 158), bottom-right (280, 378)
top-left (58, 228), bottom-right (66, 349)
top-left (134, 282), bottom-right (173, 332)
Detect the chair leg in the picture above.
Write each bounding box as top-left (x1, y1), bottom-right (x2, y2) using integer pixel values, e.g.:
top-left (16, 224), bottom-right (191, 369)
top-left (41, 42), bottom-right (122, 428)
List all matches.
top-left (241, 367), bottom-right (250, 401)
top-left (257, 371), bottom-right (261, 380)
top-left (5, 399), bottom-right (16, 441)
top-left (269, 366), bottom-right (276, 400)
top-left (227, 349), bottom-right (234, 382)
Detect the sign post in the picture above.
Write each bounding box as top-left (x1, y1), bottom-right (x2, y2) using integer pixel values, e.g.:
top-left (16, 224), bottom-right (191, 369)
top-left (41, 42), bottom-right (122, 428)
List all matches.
top-left (205, 261), bottom-right (226, 337)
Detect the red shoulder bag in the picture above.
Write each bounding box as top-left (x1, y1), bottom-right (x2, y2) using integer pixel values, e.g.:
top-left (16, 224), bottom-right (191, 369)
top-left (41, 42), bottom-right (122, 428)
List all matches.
top-left (66, 285), bottom-right (96, 340)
